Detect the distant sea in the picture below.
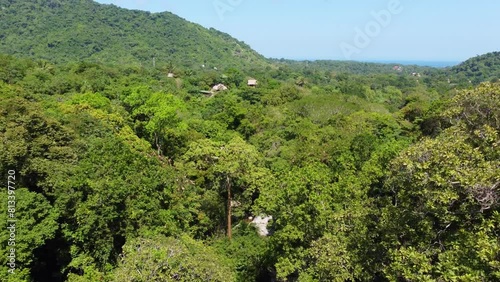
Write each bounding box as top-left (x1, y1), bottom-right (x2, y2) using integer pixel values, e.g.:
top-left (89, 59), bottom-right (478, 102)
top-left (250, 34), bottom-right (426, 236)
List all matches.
top-left (290, 58), bottom-right (462, 68)
top-left (362, 60), bottom-right (461, 68)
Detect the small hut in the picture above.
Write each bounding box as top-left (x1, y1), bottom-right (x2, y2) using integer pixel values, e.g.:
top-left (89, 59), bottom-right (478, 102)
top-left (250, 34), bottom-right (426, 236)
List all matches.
top-left (247, 79), bottom-right (258, 87)
top-left (212, 83), bottom-right (228, 92)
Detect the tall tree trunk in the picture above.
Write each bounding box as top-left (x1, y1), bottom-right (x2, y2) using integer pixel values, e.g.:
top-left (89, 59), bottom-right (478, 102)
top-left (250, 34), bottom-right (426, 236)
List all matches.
top-left (154, 132), bottom-right (162, 156)
top-left (226, 175), bottom-right (232, 240)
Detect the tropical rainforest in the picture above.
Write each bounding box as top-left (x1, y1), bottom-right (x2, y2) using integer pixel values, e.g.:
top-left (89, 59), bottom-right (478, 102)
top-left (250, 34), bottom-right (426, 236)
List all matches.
top-left (0, 0), bottom-right (499, 281)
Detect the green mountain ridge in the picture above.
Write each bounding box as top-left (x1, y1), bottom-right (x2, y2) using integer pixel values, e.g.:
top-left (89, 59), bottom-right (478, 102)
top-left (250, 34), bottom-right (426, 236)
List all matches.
top-left (450, 51), bottom-right (500, 84)
top-left (1, 0), bottom-right (499, 80)
top-left (0, 0), bottom-right (268, 70)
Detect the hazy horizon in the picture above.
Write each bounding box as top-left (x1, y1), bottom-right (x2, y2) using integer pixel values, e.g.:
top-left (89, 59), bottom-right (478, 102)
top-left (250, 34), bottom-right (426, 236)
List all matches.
top-left (271, 58), bottom-right (461, 68)
top-left (96, 0), bottom-right (499, 63)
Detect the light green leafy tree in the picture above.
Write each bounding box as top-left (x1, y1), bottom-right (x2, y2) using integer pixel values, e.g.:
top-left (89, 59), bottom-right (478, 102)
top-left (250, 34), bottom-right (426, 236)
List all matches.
top-left (380, 83), bottom-right (500, 281)
top-left (0, 188), bottom-right (59, 281)
top-left (112, 235), bottom-right (236, 282)
top-left (129, 91), bottom-right (187, 157)
top-left (180, 136), bottom-right (269, 239)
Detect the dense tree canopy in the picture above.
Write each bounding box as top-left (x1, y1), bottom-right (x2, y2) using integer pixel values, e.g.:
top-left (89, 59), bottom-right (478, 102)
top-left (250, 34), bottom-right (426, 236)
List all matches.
top-left (1, 43), bottom-right (499, 282)
top-left (0, 1), bottom-right (499, 280)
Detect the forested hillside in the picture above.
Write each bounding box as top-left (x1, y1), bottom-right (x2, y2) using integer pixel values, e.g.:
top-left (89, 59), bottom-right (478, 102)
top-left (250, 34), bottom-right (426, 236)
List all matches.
top-left (0, 1), bottom-right (499, 281)
top-left (0, 0), bottom-right (267, 70)
top-left (270, 58), bottom-right (438, 76)
top-left (450, 52), bottom-right (500, 84)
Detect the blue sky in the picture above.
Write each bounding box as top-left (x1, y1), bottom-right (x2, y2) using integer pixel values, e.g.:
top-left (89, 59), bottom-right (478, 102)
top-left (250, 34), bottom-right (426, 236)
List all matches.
top-left (95, 0), bottom-right (500, 62)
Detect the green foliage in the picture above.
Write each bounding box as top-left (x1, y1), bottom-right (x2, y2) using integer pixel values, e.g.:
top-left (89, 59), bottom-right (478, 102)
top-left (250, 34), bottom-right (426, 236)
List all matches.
top-left (378, 83), bottom-right (500, 281)
top-left (450, 52), bottom-right (500, 85)
top-left (0, 95), bottom-right (77, 197)
top-left (179, 136), bottom-right (270, 238)
top-left (130, 91), bottom-right (187, 157)
top-left (0, 35), bottom-right (499, 281)
top-left (112, 235), bottom-right (236, 282)
top-left (306, 233), bottom-right (361, 282)
top-left (0, 188), bottom-right (59, 281)
top-left (211, 223), bottom-right (271, 282)
top-left (0, 54), bottom-right (32, 83)
top-left (262, 84), bottom-right (302, 106)
top-left (70, 92), bottom-right (111, 110)
top-left (0, 0), bottom-right (268, 71)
